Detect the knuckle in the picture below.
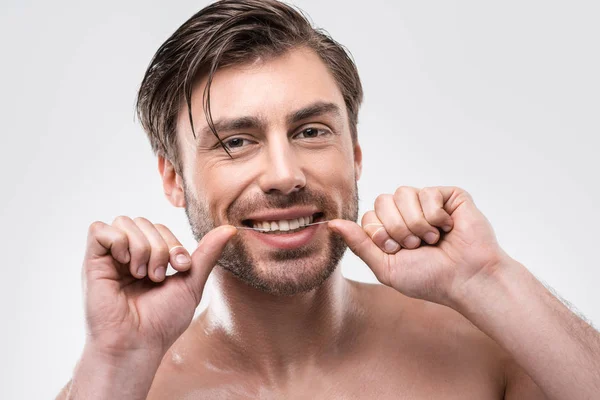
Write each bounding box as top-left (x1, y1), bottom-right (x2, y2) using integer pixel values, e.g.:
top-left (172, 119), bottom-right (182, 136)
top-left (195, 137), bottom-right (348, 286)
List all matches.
top-left (112, 215), bottom-right (131, 225)
top-left (369, 226), bottom-right (387, 242)
top-left (419, 187), bottom-right (436, 199)
top-left (131, 242), bottom-right (151, 261)
top-left (374, 194), bottom-right (390, 208)
top-left (133, 216), bottom-right (151, 225)
top-left (154, 223), bottom-right (168, 231)
top-left (386, 224), bottom-right (407, 240)
top-left (453, 185), bottom-right (469, 196)
top-left (155, 224), bottom-right (176, 241)
top-left (361, 210), bottom-right (376, 225)
top-left (405, 215), bottom-right (428, 232)
top-left (154, 243), bottom-right (171, 263)
top-left (434, 206), bottom-right (448, 218)
top-left (113, 230), bottom-right (128, 246)
top-left (455, 188), bottom-right (473, 204)
top-left (88, 221), bottom-right (105, 235)
top-left (394, 186), bottom-right (414, 197)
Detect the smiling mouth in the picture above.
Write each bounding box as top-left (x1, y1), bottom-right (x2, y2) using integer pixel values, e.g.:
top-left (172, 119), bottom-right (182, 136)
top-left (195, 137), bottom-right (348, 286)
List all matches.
top-left (242, 212), bottom-right (324, 234)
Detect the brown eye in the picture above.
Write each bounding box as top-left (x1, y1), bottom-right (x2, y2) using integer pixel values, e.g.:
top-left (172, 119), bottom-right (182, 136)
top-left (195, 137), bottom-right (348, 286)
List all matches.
top-left (296, 127), bottom-right (329, 139)
top-left (224, 138), bottom-right (246, 149)
top-left (302, 128), bottom-right (319, 138)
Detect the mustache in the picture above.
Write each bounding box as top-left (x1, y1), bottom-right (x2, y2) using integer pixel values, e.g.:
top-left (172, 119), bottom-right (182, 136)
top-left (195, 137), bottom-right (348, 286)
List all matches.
top-left (226, 188), bottom-right (333, 221)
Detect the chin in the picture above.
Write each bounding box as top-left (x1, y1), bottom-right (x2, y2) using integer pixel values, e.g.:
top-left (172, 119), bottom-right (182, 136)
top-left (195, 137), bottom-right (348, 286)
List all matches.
top-left (219, 227), bottom-right (346, 296)
top-left (219, 236), bottom-right (345, 296)
top-left (255, 256), bottom-right (337, 296)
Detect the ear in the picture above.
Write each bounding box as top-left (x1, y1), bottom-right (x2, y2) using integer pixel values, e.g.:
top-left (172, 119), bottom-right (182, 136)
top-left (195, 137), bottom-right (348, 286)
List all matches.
top-left (158, 156), bottom-right (186, 208)
top-left (353, 141), bottom-right (363, 181)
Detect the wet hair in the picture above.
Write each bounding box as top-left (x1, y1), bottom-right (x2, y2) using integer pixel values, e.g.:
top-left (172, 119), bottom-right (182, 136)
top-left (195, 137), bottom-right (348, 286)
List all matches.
top-left (136, 0), bottom-right (363, 173)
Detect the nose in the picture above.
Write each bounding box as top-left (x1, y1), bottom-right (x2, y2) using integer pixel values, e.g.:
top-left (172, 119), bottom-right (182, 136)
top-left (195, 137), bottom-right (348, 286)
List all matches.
top-left (257, 135), bottom-right (306, 195)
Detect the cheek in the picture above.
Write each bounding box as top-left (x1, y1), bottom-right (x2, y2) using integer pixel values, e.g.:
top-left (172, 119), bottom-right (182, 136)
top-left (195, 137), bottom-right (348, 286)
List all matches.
top-left (198, 162), bottom-right (258, 220)
top-left (305, 148), bottom-right (356, 191)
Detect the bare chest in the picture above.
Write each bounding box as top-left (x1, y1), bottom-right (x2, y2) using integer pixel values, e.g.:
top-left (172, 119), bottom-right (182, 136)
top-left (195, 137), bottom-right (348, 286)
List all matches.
top-left (148, 353), bottom-right (504, 400)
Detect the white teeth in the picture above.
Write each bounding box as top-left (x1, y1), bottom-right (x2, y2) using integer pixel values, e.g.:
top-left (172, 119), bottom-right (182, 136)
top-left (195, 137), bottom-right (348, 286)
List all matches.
top-left (251, 215), bottom-right (317, 232)
top-left (278, 220), bottom-right (290, 231)
top-left (289, 218), bottom-right (300, 230)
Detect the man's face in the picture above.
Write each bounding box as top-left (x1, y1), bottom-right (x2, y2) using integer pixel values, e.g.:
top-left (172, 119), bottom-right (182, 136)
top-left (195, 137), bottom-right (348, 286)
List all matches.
top-left (175, 47), bottom-right (361, 296)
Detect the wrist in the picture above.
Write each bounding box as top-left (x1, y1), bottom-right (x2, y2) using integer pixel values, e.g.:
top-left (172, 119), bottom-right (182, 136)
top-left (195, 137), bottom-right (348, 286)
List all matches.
top-left (448, 255), bottom-right (522, 314)
top-left (68, 344), bottom-right (163, 400)
top-left (84, 334), bottom-right (166, 362)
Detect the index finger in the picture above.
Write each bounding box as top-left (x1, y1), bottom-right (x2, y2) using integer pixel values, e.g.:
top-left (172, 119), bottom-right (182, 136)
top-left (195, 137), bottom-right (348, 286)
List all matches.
top-left (362, 211), bottom-right (401, 254)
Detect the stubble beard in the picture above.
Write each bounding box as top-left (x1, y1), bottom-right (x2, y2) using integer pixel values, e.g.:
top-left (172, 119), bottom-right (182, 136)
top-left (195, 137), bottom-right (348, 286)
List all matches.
top-left (183, 181), bottom-right (359, 296)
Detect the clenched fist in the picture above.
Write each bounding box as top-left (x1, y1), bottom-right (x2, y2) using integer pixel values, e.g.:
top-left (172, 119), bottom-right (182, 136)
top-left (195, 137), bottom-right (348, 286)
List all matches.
top-left (82, 216), bottom-right (236, 359)
top-left (329, 186), bottom-right (510, 308)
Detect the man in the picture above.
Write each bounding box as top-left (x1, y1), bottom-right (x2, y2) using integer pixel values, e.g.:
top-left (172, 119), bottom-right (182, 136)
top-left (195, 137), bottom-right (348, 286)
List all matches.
top-left (58, 0), bottom-right (600, 398)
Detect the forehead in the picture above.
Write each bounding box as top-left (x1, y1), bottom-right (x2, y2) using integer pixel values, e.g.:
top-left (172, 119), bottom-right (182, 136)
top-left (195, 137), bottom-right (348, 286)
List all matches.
top-left (177, 47), bottom-right (348, 138)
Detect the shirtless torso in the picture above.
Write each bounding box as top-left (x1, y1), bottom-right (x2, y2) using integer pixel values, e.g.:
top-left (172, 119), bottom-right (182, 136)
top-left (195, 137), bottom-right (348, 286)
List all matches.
top-left (146, 280), bottom-right (539, 399)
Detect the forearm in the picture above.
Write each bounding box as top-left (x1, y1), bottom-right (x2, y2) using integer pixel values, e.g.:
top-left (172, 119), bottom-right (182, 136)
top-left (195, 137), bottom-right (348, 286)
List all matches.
top-left (453, 259), bottom-right (600, 400)
top-left (66, 345), bottom-right (163, 400)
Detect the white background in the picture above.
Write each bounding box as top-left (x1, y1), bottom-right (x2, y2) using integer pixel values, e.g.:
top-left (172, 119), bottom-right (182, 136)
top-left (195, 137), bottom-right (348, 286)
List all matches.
top-left (1, 0), bottom-right (598, 398)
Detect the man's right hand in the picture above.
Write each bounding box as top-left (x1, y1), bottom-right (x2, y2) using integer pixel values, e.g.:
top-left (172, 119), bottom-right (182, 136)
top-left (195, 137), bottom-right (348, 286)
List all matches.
top-left (82, 216), bottom-right (236, 359)
top-left (61, 217), bottom-right (236, 399)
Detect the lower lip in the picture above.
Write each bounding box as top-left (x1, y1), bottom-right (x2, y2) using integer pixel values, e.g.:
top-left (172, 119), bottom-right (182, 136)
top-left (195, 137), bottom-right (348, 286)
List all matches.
top-left (243, 223), bottom-right (322, 250)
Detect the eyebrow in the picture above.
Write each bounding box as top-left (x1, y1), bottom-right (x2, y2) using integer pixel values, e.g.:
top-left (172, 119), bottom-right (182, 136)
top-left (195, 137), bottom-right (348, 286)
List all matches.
top-left (197, 101), bottom-right (343, 139)
top-left (286, 101), bottom-right (342, 125)
top-left (198, 115), bottom-right (266, 140)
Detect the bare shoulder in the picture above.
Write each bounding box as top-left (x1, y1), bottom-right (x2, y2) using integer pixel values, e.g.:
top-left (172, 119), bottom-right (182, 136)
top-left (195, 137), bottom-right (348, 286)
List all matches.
top-left (148, 321), bottom-right (261, 400)
top-left (348, 279), bottom-right (513, 396)
top-left (148, 349), bottom-right (263, 400)
top-left (148, 336), bottom-right (216, 399)
top-left (351, 278), bottom-right (508, 347)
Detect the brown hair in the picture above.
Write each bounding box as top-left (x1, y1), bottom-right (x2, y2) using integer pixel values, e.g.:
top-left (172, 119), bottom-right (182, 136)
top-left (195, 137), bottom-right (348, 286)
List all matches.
top-left (136, 0), bottom-right (363, 174)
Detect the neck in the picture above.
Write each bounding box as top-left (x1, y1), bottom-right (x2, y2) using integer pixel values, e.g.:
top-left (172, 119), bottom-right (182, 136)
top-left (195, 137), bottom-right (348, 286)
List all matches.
top-left (197, 265), bottom-right (358, 380)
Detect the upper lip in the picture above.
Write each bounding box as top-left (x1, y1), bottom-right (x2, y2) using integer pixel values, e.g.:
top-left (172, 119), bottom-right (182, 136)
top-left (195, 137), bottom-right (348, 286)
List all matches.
top-left (243, 207), bottom-right (321, 222)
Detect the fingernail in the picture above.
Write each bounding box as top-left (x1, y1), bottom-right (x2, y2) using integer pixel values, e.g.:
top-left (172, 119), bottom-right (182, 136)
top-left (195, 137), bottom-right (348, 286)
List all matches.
top-left (404, 235), bottom-right (421, 248)
top-left (442, 225), bottom-right (452, 232)
top-left (176, 254), bottom-right (190, 265)
top-left (137, 264), bottom-right (147, 277)
top-left (424, 232), bottom-right (438, 244)
top-left (155, 266), bottom-right (166, 281)
top-left (384, 239), bottom-right (400, 253)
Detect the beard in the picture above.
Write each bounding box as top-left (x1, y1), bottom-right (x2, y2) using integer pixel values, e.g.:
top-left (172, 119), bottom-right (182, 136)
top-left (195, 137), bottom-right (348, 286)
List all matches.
top-left (183, 181), bottom-right (359, 296)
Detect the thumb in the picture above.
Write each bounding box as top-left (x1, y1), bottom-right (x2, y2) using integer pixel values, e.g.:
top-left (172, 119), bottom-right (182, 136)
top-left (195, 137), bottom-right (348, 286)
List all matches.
top-left (328, 219), bottom-right (387, 279)
top-left (182, 225), bottom-right (238, 304)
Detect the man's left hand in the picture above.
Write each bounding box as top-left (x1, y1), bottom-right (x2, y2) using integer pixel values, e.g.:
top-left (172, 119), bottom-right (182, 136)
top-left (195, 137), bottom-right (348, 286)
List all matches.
top-left (329, 186), bottom-right (512, 307)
